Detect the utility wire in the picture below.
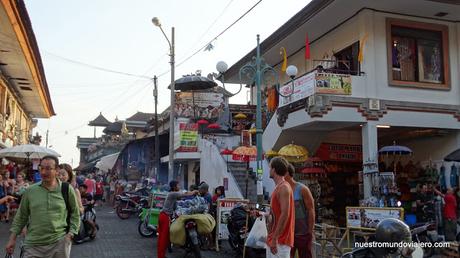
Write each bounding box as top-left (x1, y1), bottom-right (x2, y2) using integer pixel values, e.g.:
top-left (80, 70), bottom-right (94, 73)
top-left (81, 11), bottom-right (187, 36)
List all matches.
top-left (157, 0), bottom-right (263, 78)
top-left (44, 51), bottom-right (152, 80)
top-left (182, 0), bottom-right (234, 57)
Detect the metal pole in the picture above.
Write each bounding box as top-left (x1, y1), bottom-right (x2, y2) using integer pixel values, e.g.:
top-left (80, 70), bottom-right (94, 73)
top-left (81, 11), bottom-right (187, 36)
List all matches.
top-left (45, 129), bottom-right (49, 148)
top-left (168, 27), bottom-right (175, 182)
top-left (154, 76), bottom-right (160, 180)
top-left (255, 35), bottom-right (263, 201)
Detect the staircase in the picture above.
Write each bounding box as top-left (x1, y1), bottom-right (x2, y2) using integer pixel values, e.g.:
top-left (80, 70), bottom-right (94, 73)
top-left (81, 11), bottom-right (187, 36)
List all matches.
top-left (227, 162), bottom-right (257, 203)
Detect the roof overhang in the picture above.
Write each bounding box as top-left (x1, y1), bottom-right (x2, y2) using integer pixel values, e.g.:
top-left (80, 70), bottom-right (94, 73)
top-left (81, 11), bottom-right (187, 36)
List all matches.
top-left (0, 0), bottom-right (55, 118)
top-left (224, 0), bottom-right (460, 83)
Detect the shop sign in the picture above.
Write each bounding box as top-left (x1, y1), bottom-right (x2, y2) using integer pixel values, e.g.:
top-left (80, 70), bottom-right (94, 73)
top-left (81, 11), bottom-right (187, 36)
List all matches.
top-left (316, 143), bottom-right (362, 162)
top-left (216, 199), bottom-right (249, 244)
top-left (279, 72), bottom-right (316, 107)
top-left (174, 122), bottom-right (198, 152)
top-left (346, 207), bottom-right (404, 230)
top-left (315, 73), bottom-right (352, 95)
top-left (175, 92), bottom-right (225, 120)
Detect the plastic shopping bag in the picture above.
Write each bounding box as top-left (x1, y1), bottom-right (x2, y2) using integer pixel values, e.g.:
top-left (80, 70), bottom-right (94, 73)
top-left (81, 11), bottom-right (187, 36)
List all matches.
top-left (245, 216), bottom-right (267, 249)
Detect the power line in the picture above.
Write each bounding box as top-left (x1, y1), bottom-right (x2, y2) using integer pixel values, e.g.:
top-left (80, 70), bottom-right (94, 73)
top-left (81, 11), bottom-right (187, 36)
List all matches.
top-left (182, 0), bottom-right (234, 57)
top-left (176, 1), bottom-right (262, 68)
top-left (44, 51), bottom-right (152, 80)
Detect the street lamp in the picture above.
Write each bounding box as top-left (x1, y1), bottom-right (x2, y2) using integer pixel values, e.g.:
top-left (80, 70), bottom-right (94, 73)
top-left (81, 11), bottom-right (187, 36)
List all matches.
top-left (217, 35), bottom-right (297, 202)
top-left (152, 17), bottom-right (175, 182)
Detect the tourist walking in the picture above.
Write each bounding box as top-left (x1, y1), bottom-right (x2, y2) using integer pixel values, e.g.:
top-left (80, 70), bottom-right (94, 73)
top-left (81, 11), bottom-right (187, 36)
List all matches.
top-left (5, 156), bottom-right (80, 258)
top-left (266, 157), bottom-right (295, 258)
top-left (286, 164), bottom-right (315, 258)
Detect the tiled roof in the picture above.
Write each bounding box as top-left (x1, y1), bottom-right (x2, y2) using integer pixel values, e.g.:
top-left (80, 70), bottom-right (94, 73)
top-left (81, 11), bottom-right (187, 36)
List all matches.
top-left (126, 112), bottom-right (154, 122)
top-left (89, 112), bottom-right (111, 126)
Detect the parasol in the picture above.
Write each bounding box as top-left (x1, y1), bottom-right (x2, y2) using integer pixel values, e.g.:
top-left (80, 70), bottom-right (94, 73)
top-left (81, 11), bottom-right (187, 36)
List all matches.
top-left (197, 119), bottom-right (209, 125)
top-left (207, 123), bottom-right (221, 129)
top-left (378, 145), bottom-right (412, 155)
top-left (169, 75), bottom-right (217, 91)
top-left (220, 148), bottom-right (233, 155)
top-left (232, 145), bottom-right (258, 199)
top-left (0, 144), bottom-right (61, 159)
top-left (233, 113), bottom-right (247, 120)
top-left (265, 149), bottom-right (279, 158)
top-left (278, 143), bottom-right (308, 162)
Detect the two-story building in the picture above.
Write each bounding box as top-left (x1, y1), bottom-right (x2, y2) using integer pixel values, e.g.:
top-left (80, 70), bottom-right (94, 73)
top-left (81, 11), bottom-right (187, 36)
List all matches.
top-left (0, 0), bottom-right (54, 147)
top-left (223, 0), bottom-right (460, 224)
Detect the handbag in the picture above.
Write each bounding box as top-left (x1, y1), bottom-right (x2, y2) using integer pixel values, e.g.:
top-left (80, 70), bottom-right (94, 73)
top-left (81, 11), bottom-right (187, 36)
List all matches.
top-left (245, 216), bottom-right (268, 249)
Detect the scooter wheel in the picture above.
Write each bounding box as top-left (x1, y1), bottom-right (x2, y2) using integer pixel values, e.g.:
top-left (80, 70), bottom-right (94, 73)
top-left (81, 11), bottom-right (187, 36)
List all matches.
top-left (138, 220), bottom-right (156, 238)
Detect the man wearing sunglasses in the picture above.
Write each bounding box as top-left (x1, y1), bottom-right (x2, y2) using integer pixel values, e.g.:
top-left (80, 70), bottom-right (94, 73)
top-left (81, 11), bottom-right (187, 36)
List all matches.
top-left (5, 156), bottom-right (80, 258)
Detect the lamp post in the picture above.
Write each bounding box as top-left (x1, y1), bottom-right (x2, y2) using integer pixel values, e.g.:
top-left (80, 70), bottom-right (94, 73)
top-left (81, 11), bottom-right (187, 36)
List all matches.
top-left (217, 35), bottom-right (297, 202)
top-left (153, 76), bottom-right (160, 180)
top-left (152, 17), bottom-right (175, 182)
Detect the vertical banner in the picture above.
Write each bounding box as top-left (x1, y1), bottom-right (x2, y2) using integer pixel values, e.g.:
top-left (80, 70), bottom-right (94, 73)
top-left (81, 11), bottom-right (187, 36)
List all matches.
top-left (215, 198), bottom-right (249, 251)
top-left (174, 121), bottom-right (198, 152)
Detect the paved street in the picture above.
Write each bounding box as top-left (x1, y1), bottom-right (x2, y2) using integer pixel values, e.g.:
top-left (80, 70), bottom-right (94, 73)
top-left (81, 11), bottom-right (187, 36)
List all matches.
top-left (0, 205), bottom-right (238, 258)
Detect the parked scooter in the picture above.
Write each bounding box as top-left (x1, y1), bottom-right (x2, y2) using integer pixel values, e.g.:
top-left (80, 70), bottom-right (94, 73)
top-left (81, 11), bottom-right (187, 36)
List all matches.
top-left (227, 203), bottom-right (265, 257)
top-left (184, 219), bottom-right (201, 258)
top-left (115, 192), bottom-right (149, 219)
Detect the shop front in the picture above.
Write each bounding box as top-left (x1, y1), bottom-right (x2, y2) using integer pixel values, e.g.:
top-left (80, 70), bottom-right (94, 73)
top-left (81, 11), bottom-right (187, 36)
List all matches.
top-left (264, 99), bottom-right (460, 227)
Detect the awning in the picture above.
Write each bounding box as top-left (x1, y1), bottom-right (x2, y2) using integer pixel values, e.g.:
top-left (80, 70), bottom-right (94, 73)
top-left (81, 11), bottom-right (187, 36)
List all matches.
top-left (95, 152), bottom-right (120, 172)
top-left (75, 160), bottom-right (98, 172)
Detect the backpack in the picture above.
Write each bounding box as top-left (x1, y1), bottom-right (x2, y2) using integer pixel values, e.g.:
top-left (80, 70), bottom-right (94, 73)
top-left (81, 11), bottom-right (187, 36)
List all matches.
top-left (61, 182), bottom-right (71, 234)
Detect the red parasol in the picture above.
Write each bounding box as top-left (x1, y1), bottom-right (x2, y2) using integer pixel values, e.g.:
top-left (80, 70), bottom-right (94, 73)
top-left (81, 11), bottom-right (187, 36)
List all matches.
top-left (197, 119), bottom-right (209, 125)
top-left (207, 123), bottom-right (221, 129)
top-left (220, 148), bottom-right (233, 155)
top-left (232, 146), bottom-right (257, 162)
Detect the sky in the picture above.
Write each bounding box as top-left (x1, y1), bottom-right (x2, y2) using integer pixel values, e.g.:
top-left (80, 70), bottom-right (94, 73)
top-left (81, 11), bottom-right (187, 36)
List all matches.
top-left (24, 0), bottom-right (310, 167)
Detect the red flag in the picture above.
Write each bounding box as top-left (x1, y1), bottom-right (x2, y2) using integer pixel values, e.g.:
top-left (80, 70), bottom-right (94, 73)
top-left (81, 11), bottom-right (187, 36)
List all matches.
top-left (305, 34), bottom-right (311, 60)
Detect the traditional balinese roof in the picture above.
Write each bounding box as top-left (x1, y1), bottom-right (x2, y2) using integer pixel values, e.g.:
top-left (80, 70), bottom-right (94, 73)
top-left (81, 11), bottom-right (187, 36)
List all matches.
top-left (126, 112), bottom-right (154, 122)
top-left (76, 137), bottom-right (99, 149)
top-left (88, 112), bottom-right (111, 127)
top-left (103, 121), bottom-right (124, 134)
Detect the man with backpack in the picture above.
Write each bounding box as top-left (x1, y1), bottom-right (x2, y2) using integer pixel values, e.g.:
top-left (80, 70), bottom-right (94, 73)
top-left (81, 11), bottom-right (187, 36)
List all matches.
top-left (5, 156), bottom-right (80, 258)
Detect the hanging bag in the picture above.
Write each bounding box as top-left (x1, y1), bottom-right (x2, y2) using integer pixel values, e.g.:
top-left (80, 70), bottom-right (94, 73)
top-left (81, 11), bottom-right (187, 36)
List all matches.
top-left (245, 216), bottom-right (267, 249)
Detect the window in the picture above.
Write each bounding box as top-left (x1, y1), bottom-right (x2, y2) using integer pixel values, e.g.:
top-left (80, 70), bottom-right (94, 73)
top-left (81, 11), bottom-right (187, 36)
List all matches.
top-left (386, 18), bottom-right (450, 89)
top-left (333, 41), bottom-right (360, 75)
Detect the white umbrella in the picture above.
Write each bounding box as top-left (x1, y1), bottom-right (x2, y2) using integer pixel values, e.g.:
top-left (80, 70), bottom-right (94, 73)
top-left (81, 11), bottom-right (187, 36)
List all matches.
top-left (0, 144), bottom-right (61, 159)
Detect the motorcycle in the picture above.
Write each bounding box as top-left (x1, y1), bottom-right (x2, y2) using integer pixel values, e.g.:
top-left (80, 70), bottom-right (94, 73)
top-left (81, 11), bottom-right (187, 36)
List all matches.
top-left (227, 203), bottom-right (265, 257)
top-left (411, 222), bottom-right (442, 258)
top-left (184, 219), bottom-right (202, 258)
top-left (138, 207), bottom-right (159, 238)
top-left (74, 204), bottom-right (99, 244)
top-left (115, 192), bottom-right (149, 219)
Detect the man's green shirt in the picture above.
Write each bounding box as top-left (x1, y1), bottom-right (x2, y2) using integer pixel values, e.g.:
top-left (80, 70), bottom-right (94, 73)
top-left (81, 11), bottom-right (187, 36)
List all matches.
top-left (10, 180), bottom-right (80, 246)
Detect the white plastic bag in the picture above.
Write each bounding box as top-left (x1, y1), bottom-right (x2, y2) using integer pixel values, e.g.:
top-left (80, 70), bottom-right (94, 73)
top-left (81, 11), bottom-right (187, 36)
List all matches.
top-left (245, 216), bottom-right (268, 249)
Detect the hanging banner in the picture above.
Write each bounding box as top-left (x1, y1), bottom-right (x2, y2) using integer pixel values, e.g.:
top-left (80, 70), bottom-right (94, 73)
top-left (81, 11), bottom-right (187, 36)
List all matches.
top-left (175, 92), bottom-right (225, 120)
top-left (315, 73), bottom-right (352, 95)
top-left (279, 72), bottom-right (316, 107)
top-left (174, 122), bottom-right (198, 152)
top-left (346, 207), bottom-right (404, 230)
top-left (316, 143), bottom-right (362, 162)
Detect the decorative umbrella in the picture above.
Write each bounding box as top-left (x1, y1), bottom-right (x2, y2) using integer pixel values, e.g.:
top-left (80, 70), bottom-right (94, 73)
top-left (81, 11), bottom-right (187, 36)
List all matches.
top-left (220, 148), bottom-right (233, 155)
top-left (379, 145), bottom-right (412, 155)
top-left (379, 143), bottom-right (412, 172)
top-left (265, 149), bottom-right (279, 158)
top-left (444, 149), bottom-right (460, 162)
top-left (232, 145), bottom-right (258, 199)
top-left (207, 123), bottom-right (221, 129)
top-left (169, 75), bottom-right (217, 91)
top-left (278, 143), bottom-right (309, 162)
top-left (197, 119), bottom-right (209, 125)
top-left (0, 144), bottom-right (61, 159)
top-left (233, 113), bottom-right (247, 120)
